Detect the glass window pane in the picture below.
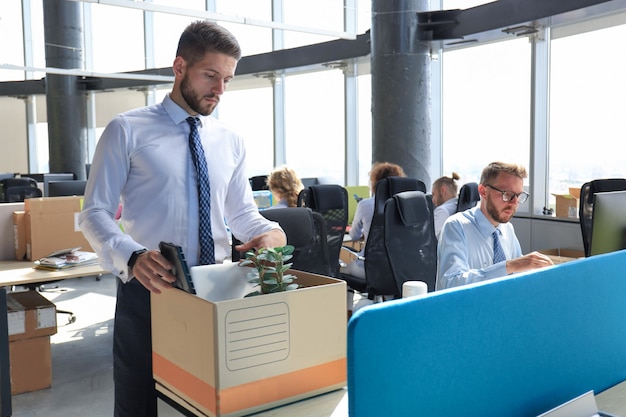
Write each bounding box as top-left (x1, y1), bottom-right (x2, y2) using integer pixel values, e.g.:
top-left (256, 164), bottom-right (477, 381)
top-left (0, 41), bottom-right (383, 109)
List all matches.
top-left (358, 73), bottom-right (372, 185)
top-left (283, 0), bottom-right (345, 48)
top-left (218, 87), bottom-right (275, 178)
top-left (217, 0), bottom-right (273, 55)
top-left (284, 71), bottom-right (345, 183)
top-left (442, 38), bottom-right (531, 208)
top-left (549, 24), bottom-right (626, 202)
top-left (0, 1), bottom-right (25, 81)
top-left (90, 5), bottom-right (145, 72)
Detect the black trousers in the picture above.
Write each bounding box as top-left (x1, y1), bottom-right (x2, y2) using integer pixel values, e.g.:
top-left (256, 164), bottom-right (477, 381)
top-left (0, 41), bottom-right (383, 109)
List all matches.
top-left (113, 278), bottom-right (157, 417)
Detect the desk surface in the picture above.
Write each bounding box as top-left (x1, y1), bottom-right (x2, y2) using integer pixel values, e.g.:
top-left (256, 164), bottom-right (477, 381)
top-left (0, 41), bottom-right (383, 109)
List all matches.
top-left (0, 261), bottom-right (107, 288)
top-left (213, 382), bottom-right (626, 417)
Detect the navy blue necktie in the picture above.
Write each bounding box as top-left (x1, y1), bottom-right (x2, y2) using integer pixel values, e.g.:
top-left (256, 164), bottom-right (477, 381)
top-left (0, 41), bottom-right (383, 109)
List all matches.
top-left (187, 117), bottom-right (215, 265)
top-left (492, 229), bottom-right (506, 264)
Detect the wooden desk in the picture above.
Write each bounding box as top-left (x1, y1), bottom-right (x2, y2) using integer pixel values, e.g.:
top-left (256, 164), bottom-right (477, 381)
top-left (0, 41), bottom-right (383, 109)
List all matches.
top-left (0, 261), bottom-right (107, 417)
top-left (245, 381), bottom-right (626, 417)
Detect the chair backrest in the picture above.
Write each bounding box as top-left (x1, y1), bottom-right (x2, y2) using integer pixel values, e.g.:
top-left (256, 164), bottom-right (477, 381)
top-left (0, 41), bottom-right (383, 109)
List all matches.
top-left (579, 178), bottom-right (626, 256)
top-left (365, 176), bottom-right (426, 297)
top-left (297, 184), bottom-right (348, 277)
top-left (456, 182), bottom-right (480, 212)
top-left (260, 207), bottom-right (332, 277)
top-left (0, 177), bottom-right (40, 202)
top-left (249, 175), bottom-right (269, 191)
top-left (384, 190), bottom-right (438, 294)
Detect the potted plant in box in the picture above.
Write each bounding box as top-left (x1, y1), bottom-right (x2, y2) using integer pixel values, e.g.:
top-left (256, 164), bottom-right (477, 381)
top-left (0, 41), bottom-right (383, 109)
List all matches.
top-left (239, 245), bottom-right (299, 297)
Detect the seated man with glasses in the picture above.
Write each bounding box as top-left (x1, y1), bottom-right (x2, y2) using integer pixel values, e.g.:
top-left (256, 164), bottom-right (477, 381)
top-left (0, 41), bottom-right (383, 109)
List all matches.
top-left (436, 161), bottom-right (553, 290)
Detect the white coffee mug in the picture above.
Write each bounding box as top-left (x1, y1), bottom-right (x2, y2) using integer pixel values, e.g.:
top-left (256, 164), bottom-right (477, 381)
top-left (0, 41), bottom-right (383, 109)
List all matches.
top-left (402, 281), bottom-right (428, 298)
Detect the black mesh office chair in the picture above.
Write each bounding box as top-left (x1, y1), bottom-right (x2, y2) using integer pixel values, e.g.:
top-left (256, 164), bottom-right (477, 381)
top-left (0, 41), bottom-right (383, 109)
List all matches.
top-left (341, 176), bottom-right (426, 299)
top-left (249, 175), bottom-right (269, 191)
top-left (384, 190), bottom-right (438, 293)
top-left (1, 177), bottom-right (42, 203)
top-left (456, 182), bottom-right (480, 213)
top-left (579, 178), bottom-right (626, 257)
top-left (232, 207), bottom-right (332, 277)
top-left (297, 184), bottom-right (348, 278)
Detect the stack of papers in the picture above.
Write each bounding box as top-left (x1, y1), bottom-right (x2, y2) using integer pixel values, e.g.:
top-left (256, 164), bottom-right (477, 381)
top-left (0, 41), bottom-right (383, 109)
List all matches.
top-left (34, 247), bottom-right (98, 271)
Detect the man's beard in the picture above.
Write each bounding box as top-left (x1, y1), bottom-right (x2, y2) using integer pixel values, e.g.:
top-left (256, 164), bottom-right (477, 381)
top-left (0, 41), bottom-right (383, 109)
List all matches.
top-left (485, 197), bottom-right (515, 224)
top-left (180, 76), bottom-right (217, 116)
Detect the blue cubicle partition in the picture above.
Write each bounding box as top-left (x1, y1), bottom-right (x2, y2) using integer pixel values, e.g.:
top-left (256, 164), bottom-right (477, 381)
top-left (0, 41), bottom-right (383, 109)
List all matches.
top-left (347, 250), bottom-right (626, 417)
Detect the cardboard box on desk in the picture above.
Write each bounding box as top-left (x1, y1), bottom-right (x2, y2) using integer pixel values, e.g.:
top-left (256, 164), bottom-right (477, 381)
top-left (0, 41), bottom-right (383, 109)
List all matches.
top-left (552, 187), bottom-right (581, 219)
top-left (539, 248), bottom-right (585, 264)
top-left (23, 196), bottom-right (93, 261)
top-left (13, 211), bottom-right (26, 261)
top-left (151, 266), bottom-right (347, 417)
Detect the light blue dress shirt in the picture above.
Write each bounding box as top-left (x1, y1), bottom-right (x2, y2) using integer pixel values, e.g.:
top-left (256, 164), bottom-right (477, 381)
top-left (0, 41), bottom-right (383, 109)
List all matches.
top-left (434, 196), bottom-right (458, 239)
top-left (436, 206), bottom-right (522, 290)
top-left (349, 196), bottom-right (374, 257)
top-left (79, 95), bottom-right (280, 282)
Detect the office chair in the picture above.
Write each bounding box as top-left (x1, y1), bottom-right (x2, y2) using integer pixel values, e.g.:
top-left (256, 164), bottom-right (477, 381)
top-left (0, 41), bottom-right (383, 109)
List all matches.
top-left (1, 177), bottom-right (41, 203)
top-left (297, 184), bottom-right (348, 277)
top-left (232, 207), bottom-right (333, 277)
top-left (384, 190), bottom-right (438, 293)
top-left (456, 182), bottom-right (480, 212)
top-left (341, 176), bottom-right (427, 300)
top-left (579, 178), bottom-right (626, 257)
top-left (249, 175), bottom-right (269, 191)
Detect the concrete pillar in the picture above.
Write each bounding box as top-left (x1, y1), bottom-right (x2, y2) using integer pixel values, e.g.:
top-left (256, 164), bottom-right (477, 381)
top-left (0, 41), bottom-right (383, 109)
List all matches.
top-left (371, 0), bottom-right (431, 186)
top-left (43, 0), bottom-right (87, 180)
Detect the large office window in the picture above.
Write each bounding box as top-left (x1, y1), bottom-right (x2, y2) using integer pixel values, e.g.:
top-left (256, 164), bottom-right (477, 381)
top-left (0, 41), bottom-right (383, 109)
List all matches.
top-left (1, 2), bottom-right (25, 82)
top-left (90, 5), bottom-right (145, 73)
top-left (284, 70), bottom-right (345, 182)
top-left (218, 86), bottom-right (275, 177)
top-left (549, 23), bottom-right (626, 198)
top-left (442, 38), bottom-right (531, 211)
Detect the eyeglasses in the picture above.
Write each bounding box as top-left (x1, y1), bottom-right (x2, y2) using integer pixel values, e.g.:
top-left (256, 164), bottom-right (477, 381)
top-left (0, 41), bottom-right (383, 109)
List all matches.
top-left (485, 184), bottom-right (529, 204)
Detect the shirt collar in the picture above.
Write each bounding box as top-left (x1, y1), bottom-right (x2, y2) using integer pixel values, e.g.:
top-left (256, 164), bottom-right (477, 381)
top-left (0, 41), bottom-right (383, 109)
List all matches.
top-left (162, 94), bottom-right (206, 127)
top-left (471, 206), bottom-right (501, 238)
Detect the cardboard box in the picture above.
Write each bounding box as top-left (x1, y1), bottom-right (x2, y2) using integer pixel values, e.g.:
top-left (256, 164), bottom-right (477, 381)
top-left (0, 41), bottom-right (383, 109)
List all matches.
top-left (0, 202), bottom-right (24, 261)
top-left (552, 192), bottom-right (579, 219)
top-left (24, 196), bottom-right (93, 261)
top-left (539, 248), bottom-right (585, 264)
top-left (13, 211), bottom-right (26, 261)
top-left (9, 336), bottom-right (52, 395)
top-left (151, 268), bottom-right (347, 417)
top-left (7, 291), bottom-right (57, 342)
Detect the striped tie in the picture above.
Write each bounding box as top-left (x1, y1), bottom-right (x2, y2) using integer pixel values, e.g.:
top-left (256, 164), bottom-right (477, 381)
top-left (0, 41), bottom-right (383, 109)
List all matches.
top-left (187, 116), bottom-right (215, 265)
top-left (492, 229), bottom-right (506, 264)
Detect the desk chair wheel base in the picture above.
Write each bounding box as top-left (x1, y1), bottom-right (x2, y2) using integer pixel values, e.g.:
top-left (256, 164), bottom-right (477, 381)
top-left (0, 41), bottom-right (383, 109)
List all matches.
top-left (59, 310), bottom-right (76, 325)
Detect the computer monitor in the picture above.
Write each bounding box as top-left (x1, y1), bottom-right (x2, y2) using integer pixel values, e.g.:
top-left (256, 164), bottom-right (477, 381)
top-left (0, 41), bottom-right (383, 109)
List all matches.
top-left (47, 180), bottom-right (87, 197)
top-left (43, 173), bottom-right (74, 196)
top-left (589, 190), bottom-right (626, 256)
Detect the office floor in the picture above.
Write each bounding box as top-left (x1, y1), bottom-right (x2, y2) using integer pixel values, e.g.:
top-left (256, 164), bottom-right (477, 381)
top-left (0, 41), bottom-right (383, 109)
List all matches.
top-left (9, 273), bottom-right (371, 417)
top-left (9, 273), bottom-right (182, 417)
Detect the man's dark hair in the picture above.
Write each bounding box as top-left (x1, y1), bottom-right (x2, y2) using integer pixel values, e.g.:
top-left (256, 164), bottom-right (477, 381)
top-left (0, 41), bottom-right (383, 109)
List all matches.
top-left (176, 20), bottom-right (242, 67)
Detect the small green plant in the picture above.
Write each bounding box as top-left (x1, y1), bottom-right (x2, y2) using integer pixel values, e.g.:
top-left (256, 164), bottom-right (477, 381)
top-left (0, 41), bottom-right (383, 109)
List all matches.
top-left (239, 245), bottom-right (299, 297)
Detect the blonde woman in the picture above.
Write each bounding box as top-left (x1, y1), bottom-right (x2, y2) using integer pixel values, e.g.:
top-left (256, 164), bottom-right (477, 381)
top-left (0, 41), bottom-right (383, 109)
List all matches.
top-left (266, 166), bottom-right (304, 208)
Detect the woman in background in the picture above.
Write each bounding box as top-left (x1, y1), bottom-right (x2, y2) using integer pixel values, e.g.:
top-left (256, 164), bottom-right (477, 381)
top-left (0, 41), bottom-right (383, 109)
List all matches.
top-left (340, 162), bottom-right (406, 278)
top-left (266, 165), bottom-right (304, 208)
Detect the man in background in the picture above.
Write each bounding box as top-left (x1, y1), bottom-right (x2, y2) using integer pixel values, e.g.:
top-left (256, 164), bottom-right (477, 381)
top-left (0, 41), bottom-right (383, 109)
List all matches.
top-left (436, 161), bottom-right (553, 290)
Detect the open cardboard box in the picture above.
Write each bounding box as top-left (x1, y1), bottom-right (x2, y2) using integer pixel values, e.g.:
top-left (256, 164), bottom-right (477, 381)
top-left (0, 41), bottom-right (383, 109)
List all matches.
top-left (552, 187), bottom-right (581, 219)
top-left (539, 248), bottom-right (585, 264)
top-left (151, 263), bottom-right (347, 417)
